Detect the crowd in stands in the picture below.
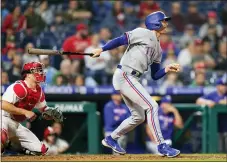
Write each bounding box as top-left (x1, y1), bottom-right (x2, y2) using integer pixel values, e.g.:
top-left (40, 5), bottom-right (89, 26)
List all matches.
top-left (1, 0), bottom-right (227, 87)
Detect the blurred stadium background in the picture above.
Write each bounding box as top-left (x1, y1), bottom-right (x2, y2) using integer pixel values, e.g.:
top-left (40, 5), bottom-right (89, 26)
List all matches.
top-left (1, 0), bottom-right (227, 156)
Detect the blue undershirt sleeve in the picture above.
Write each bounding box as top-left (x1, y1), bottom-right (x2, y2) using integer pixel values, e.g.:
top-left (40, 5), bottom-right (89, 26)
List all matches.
top-left (150, 62), bottom-right (167, 80)
top-left (102, 34), bottom-right (128, 51)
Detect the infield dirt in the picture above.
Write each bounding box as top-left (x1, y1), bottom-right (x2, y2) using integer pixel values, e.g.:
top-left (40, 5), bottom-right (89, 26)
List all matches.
top-left (1, 154), bottom-right (227, 162)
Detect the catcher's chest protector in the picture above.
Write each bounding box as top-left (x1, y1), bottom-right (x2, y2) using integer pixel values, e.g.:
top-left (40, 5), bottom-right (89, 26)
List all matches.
top-left (12, 80), bottom-right (42, 122)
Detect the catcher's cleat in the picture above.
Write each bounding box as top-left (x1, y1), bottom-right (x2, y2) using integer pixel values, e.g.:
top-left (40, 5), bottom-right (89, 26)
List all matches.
top-left (157, 143), bottom-right (180, 158)
top-left (102, 136), bottom-right (126, 154)
top-left (21, 144), bottom-right (48, 156)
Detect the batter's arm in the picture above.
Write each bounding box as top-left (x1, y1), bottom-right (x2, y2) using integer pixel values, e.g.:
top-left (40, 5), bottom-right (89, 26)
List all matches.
top-left (102, 34), bottom-right (128, 51)
top-left (150, 62), bottom-right (166, 80)
top-left (91, 34), bottom-right (128, 58)
top-left (150, 62), bottom-right (181, 80)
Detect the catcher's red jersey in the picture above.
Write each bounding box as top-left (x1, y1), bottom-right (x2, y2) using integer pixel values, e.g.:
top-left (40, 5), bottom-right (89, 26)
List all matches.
top-left (2, 80), bottom-right (47, 122)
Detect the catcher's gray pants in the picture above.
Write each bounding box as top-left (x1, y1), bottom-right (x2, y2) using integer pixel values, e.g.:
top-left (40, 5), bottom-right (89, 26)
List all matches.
top-left (111, 68), bottom-right (164, 144)
top-left (1, 116), bottom-right (45, 154)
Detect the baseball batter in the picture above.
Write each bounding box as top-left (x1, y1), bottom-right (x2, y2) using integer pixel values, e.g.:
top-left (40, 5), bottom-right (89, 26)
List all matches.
top-left (92, 11), bottom-right (181, 157)
top-left (1, 62), bottom-right (63, 155)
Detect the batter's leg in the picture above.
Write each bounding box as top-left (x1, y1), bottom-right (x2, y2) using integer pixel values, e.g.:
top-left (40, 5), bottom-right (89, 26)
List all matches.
top-left (111, 94), bottom-right (145, 139)
top-left (102, 86), bottom-right (145, 154)
top-left (121, 74), bottom-right (180, 157)
top-left (146, 105), bottom-right (164, 144)
top-left (15, 124), bottom-right (48, 155)
top-left (112, 73), bottom-right (164, 144)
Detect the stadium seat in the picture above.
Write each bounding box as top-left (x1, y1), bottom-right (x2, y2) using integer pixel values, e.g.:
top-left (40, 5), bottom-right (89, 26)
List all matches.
top-left (66, 24), bottom-right (76, 32)
top-left (1, 32), bottom-right (6, 49)
top-left (39, 31), bottom-right (57, 40)
top-left (36, 37), bottom-right (56, 49)
top-left (15, 31), bottom-right (25, 42)
top-left (63, 31), bottom-right (75, 38)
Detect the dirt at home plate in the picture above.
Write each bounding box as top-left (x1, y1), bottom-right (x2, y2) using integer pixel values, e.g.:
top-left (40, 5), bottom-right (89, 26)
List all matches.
top-left (1, 154), bottom-right (226, 162)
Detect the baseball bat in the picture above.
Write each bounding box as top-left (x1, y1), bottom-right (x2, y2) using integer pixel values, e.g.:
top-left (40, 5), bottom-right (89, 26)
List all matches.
top-left (28, 48), bottom-right (94, 56)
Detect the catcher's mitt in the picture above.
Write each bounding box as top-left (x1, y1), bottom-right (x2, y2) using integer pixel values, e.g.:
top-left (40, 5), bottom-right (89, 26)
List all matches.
top-left (42, 107), bottom-right (64, 123)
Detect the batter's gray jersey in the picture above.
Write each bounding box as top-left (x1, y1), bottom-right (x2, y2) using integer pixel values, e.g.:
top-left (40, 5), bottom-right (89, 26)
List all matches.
top-left (120, 27), bottom-right (162, 74)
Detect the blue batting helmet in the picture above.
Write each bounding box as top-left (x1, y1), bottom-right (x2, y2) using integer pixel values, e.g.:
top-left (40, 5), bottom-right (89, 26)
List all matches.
top-left (145, 11), bottom-right (171, 30)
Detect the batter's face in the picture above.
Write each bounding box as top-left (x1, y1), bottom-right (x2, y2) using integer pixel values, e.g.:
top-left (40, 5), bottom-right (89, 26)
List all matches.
top-left (160, 20), bottom-right (169, 33)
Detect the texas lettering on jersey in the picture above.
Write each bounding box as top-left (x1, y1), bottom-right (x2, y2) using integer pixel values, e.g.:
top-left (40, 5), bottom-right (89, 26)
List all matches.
top-left (121, 28), bottom-right (162, 73)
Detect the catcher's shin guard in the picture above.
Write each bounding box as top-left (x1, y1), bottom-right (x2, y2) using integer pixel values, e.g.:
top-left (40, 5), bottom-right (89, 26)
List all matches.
top-left (1, 129), bottom-right (9, 153)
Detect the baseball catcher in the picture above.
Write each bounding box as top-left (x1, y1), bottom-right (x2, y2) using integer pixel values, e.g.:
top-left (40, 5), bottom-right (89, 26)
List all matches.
top-left (1, 62), bottom-right (63, 155)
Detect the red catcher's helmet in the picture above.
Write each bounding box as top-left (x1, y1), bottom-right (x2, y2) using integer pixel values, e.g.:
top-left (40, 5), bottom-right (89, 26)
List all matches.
top-left (21, 62), bottom-right (46, 82)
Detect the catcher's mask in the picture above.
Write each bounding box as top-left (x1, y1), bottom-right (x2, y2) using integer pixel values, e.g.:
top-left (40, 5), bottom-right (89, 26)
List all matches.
top-left (21, 62), bottom-right (46, 82)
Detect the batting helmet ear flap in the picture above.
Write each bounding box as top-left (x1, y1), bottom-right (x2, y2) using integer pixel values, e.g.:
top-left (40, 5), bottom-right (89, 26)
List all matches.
top-left (154, 22), bottom-right (162, 29)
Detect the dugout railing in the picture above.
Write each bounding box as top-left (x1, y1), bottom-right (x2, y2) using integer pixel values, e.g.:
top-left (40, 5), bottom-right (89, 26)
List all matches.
top-left (207, 105), bottom-right (227, 153)
top-left (173, 104), bottom-right (227, 153)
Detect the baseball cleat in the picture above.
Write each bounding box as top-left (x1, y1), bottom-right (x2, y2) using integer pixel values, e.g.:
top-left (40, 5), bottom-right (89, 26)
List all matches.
top-left (157, 143), bottom-right (180, 158)
top-left (102, 136), bottom-right (126, 154)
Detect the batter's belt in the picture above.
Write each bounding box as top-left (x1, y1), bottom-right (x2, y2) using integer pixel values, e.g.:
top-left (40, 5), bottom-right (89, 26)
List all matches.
top-left (117, 65), bottom-right (142, 78)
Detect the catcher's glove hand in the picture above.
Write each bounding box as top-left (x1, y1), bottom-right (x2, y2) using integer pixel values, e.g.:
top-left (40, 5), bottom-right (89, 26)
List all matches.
top-left (42, 107), bottom-right (64, 123)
